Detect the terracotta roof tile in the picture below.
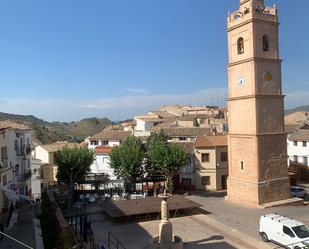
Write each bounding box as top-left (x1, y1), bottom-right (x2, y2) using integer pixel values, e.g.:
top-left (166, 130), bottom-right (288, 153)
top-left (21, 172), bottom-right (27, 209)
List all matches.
top-left (289, 130), bottom-right (309, 142)
top-left (40, 142), bottom-right (79, 152)
top-left (195, 135), bottom-right (227, 148)
top-left (95, 146), bottom-right (112, 154)
top-left (90, 130), bottom-right (131, 141)
top-left (0, 121), bottom-right (30, 130)
top-left (156, 127), bottom-right (211, 137)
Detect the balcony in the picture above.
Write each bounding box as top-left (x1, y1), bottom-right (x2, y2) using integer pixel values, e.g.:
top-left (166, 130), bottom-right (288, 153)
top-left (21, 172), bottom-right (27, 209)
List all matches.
top-left (17, 174), bottom-right (25, 182)
top-left (0, 158), bottom-right (9, 169)
top-left (15, 146), bottom-right (26, 157)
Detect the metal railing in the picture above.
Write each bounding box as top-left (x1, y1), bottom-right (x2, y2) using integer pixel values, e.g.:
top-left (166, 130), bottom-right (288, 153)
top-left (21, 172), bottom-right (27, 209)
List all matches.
top-left (108, 231), bottom-right (127, 249)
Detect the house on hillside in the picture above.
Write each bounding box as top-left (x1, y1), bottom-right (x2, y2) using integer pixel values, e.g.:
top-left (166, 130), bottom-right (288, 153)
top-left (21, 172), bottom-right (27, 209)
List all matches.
top-left (34, 141), bottom-right (79, 186)
top-left (194, 134), bottom-right (228, 191)
top-left (87, 130), bottom-right (131, 149)
top-left (152, 127), bottom-right (211, 143)
top-left (133, 115), bottom-right (164, 136)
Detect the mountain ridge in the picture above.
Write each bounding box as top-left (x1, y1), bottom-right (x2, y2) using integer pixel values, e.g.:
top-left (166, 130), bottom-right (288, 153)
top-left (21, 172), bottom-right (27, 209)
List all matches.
top-left (0, 112), bottom-right (113, 145)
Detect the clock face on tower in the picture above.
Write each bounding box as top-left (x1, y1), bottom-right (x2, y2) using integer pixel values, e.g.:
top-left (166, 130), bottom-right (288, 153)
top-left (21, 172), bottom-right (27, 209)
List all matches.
top-left (238, 76), bottom-right (245, 86)
top-left (263, 70), bottom-right (273, 82)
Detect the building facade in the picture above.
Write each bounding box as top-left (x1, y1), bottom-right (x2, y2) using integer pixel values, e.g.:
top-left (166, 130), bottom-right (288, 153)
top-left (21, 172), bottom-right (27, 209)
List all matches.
top-left (0, 123), bottom-right (31, 212)
top-left (226, 0), bottom-right (290, 206)
top-left (288, 129), bottom-right (309, 167)
top-left (195, 135), bottom-right (228, 191)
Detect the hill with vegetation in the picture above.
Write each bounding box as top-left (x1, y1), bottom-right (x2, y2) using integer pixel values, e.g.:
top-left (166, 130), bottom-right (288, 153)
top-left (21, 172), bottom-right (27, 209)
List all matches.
top-left (0, 112), bottom-right (113, 145)
top-left (286, 105), bottom-right (309, 113)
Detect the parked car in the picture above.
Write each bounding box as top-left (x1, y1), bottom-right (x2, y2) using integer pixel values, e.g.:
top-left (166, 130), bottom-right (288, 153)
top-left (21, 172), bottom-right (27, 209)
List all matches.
top-left (260, 214), bottom-right (309, 249)
top-left (291, 186), bottom-right (306, 198)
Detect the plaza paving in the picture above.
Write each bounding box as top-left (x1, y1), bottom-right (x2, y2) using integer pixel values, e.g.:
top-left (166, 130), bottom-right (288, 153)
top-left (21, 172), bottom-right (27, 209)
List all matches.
top-left (91, 190), bottom-right (309, 249)
top-left (187, 191), bottom-right (309, 247)
top-left (91, 212), bottom-right (272, 249)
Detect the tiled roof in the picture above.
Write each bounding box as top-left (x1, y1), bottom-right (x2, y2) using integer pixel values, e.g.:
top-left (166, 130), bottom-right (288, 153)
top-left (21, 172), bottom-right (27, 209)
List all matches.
top-left (136, 117), bottom-right (164, 123)
top-left (90, 130), bottom-right (131, 141)
top-left (0, 121), bottom-right (30, 130)
top-left (285, 124), bottom-right (299, 134)
top-left (157, 127), bottom-right (211, 137)
top-left (289, 130), bottom-right (309, 142)
top-left (95, 146), bottom-right (112, 154)
top-left (40, 142), bottom-right (79, 152)
top-left (150, 122), bottom-right (178, 131)
top-left (172, 142), bottom-right (194, 154)
top-left (177, 114), bottom-right (209, 121)
top-left (195, 134), bottom-right (227, 148)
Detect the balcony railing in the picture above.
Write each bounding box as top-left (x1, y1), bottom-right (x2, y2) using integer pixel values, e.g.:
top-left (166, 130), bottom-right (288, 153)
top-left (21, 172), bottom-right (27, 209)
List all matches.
top-left (15, 146), bottom-right (25, 157)
top-left (0, 159), bottom-right (8, 169)
top-left (15, 145), bottom-right (30, 157)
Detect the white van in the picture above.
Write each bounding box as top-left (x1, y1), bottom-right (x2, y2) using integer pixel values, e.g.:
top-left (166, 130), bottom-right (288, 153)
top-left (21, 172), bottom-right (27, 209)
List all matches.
top-left (260, 214), bottom-right (309, 249)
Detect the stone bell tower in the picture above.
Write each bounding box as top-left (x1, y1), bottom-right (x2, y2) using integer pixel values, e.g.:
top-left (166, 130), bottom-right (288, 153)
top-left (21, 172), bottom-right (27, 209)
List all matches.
top-left (226, 0), bottom-right (291, 206)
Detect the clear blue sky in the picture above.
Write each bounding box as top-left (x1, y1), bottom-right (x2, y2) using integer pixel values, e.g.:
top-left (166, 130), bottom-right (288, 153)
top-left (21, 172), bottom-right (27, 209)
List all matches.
top-left (0, 0), bottom-right (308, 121)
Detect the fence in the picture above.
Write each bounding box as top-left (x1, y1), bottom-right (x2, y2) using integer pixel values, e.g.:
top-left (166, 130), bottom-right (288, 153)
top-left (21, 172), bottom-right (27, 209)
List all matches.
top-left (108, 231), bottom-right (127, 249)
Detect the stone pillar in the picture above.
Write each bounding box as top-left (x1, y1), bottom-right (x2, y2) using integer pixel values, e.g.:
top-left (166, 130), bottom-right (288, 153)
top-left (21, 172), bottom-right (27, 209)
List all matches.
top-left (159, 197), bottom-right (173, 246)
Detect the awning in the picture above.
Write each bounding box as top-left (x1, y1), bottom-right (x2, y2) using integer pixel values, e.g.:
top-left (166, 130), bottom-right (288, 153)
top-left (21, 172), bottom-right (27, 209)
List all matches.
top-left (2, 185), bottom-right (31, 202)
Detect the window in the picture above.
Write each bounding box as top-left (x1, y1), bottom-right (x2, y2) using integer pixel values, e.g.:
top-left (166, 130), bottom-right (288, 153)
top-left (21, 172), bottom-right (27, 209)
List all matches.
top-left (292, 225), bottom-right (309, 239)
top-left (240, 161), bottom-right (244, 170)
top-left (304, 157), bottom-right (308, 166)
top-left (237, 37), bottom-right (244, 54)
top-left (283, 226), bottom-right (295, 238)
top-left (3, 175), bottom-right (7, 186)
top-left (263, 35), bottom-right (269, 51)
top-left (303, 141), bottom-right (307, 147)
top-left (201, 153), bottom-right (210, 162)
top-left (90, 140), bottom-right (98, 146)
top-left (186, 157), bottom-right (192, 166)
top-left (221, 152), bottom-right (228, 162)
top-left (294, 141), bottom-right (298, 146)
top-left (102, 140), bottom-right (108, 145)
top-left (136, 183), bottom-right (143, 191)
top-left (179, 137), bottom-right (186, 141)
top-left (202, 176), bottom-right (210, 186)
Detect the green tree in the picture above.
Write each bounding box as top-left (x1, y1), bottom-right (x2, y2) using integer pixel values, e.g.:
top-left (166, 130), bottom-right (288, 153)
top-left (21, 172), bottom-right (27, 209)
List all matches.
top-left (147, 130), bottom-right (187, 193)
top-left (109, 136), bottom-right (144, 185)
top-left (55, 146), bottom-right (95, 185)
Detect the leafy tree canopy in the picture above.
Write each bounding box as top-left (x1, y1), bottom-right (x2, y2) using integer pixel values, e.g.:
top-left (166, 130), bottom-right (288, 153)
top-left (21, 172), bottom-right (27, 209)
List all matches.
top-left (109, 136), bottom-right (144, 181)
top-left (147, 130), bottom-right (187, 189)
top-left (55, 146), bottom-right (95, 185)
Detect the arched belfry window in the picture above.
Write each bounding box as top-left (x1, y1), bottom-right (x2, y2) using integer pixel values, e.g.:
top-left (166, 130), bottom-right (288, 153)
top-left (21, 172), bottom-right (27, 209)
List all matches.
top-left (263, 35), bottom-right (269, 51)
top-left (237, 37), bottom-right (244, 54)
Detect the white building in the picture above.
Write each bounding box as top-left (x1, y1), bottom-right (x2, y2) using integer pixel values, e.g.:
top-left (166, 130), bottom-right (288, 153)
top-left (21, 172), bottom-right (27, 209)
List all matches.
top-left (133, 115), bottom-right (164, 136)
top-left (288, 129), bottom-right (309, 167)
top-left (0, 122), bottom-right (31, 212)
top-left (87, 130), bottom-right (131, 149)
top-left (87, 130), bottom-right (131, 179)
top-left (29, 158), bottom-right (48, 201)
top-left (90, 146), bottom-right (117, 180)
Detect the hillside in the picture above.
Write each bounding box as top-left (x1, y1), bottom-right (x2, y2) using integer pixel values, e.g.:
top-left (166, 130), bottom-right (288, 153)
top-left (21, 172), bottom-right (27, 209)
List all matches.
top-left (0, 112), bottom-right (113, 144)
top-left (286, 105), bottom-right (309, 113)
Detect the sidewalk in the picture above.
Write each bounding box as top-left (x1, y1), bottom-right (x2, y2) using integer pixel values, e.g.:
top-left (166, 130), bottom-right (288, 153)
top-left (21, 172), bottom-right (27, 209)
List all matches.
top-left (0, 205), bottom-right (36, 249)
top-left (192, 214), bottom-right (274, 249)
